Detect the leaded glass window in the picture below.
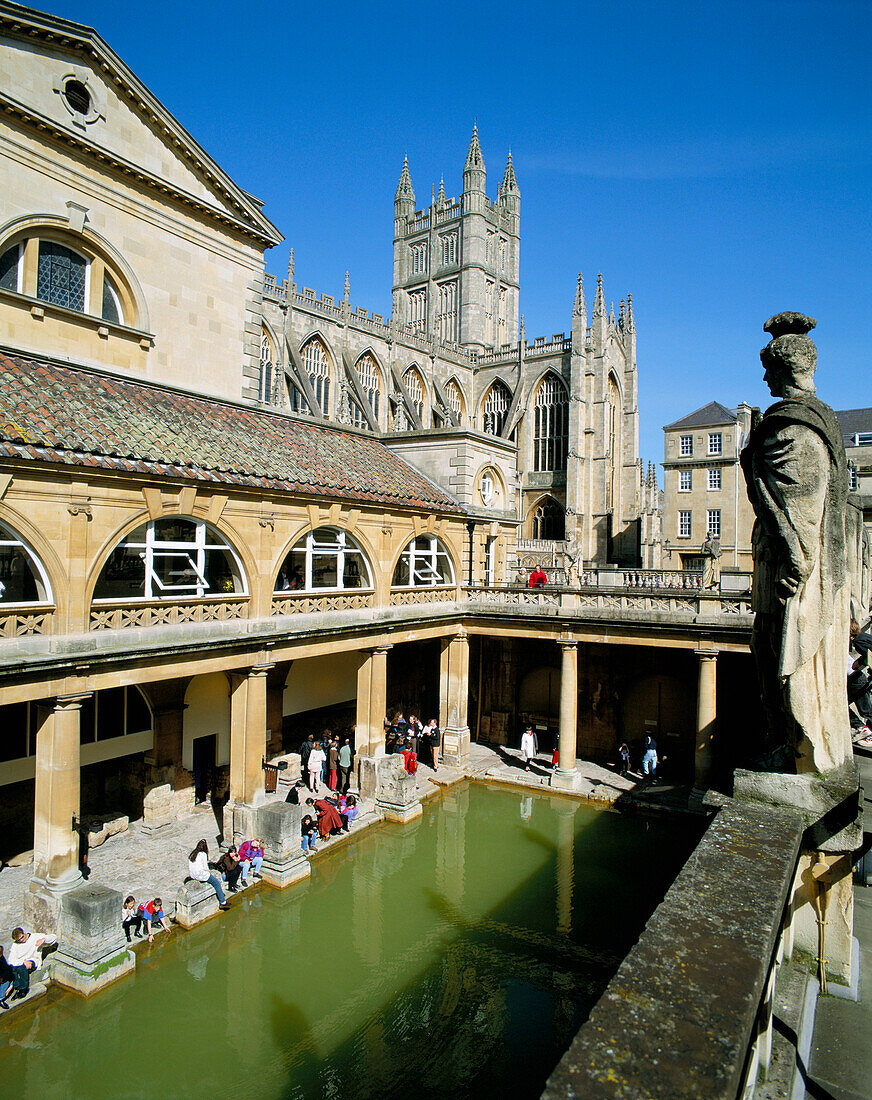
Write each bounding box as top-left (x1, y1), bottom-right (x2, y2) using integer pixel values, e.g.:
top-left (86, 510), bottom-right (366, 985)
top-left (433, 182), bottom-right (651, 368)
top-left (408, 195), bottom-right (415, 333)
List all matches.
top-left (531, 499), bottom-right (565, 541)
top-left (355, 353), bottom-right (381, 421)
top-left (37, 241), bottom-right (86, 311)
top-left (260, 332), bottom-right (274, 403)
top-left (444, 379), bottom-right (463, 424)
top-left (482, 381), bottom-right (510, 435)
top-left (533, 374), bottom-right (568, 472)
top-left (404, 367), bottom-right (424, 422)
top-left (301, 338), bottom-right (330, 417)
top-left (0, 245), bottom-right (20, 292)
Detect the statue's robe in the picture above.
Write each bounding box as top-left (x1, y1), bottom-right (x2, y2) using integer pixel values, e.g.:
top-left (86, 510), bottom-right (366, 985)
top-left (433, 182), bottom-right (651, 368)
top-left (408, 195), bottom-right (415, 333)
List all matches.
top-left (741, 395), bottom-right (851, 772)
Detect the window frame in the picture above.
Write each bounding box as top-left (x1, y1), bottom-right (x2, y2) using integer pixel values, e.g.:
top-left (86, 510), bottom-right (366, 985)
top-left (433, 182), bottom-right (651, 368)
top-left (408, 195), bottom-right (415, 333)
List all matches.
top-left (678, 510), bottom-right (692, 539)
top-left (392, 534), bottom-right (455, 589)
top-left (708, 432), bottom-right (723, 456)
top-left (278, 527), bottom-right (373, 593)
top-left (707, 467), bottom-right (722, 491)
top-left (0, 522), bottom-right (53, 606)
top-left (707, 509), bottom-right (721, 537)
top-left (678, 469), bottom-right (692, 493)
top-left (679, 435), bottom-right (693, 457)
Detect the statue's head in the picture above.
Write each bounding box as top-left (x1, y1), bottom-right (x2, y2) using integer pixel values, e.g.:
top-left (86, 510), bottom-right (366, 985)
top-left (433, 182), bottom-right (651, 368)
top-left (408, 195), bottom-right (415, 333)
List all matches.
top-left (760, 312), bottom-right (817, 398)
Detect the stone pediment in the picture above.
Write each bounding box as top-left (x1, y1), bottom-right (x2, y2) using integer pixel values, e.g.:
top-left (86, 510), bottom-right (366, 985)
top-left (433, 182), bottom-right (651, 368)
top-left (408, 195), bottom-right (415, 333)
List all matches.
top-left (0, 2), bottom-right (281, 246)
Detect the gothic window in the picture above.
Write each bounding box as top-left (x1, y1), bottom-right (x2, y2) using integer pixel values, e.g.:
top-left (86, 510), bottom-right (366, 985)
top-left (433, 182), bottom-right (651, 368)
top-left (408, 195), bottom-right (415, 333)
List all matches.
top-left (606, 374), bottom-right (620, 510)
top-left (93, 517), bottom-right (246, 601)
top-left (533, 373), bottom-right (569, 472)
top-left (498, 286), bottom-right (507, 342)
top-left (347, 396), bottom-right (368, 429)
top-left (404, 367), bottom-right (425, 422)
top-left (278, 527), bottom-right (372, 591)
top-left (499, 237), bottom-right (507, 271)
top-left (485, 279), bottom-right (495, 345)
top-left (444, 379), bottom-right (464, 424)
top-left (392, 535), bottom-right (455, 587)
top-left (437, 280), bottom-right (458, 342)
top-left (482, 381), bottom-right (511, 435)
top-left (407, 288), bottom-right (426, 332)
top-left (355, 352), bottom-right (381, 422)
top-left (0, 234), bottom-right (132, 326)
top-left (440, 232), bottom-right (458, 266)
top-left (0, 522), bottom-right (52, 605)
top-left (300, 337), bottom-right (331, 417)
top-left (410, 242), bottom-right (427, 276)
top-left (260, 330), bottom-right (274, 403)
top-left (530, 498), bottom-right (565, 541)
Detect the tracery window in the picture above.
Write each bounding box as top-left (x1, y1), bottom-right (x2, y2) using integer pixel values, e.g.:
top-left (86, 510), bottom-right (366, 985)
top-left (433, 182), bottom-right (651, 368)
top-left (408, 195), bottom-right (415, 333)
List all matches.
top-left (498, 286), bottom-right (507, 342)
top-left (407, 288), bottom-right (426, 332)
top-left (437, 280), bottom-right (458, 342)
top-left (293, 337), bottom-right (330, 417)
top-left (93, 517), bottom-right (245, 601)
top-left (440, 232), bottom-right (458, 266)
top-left (410, 242), bottom-right (427, 276)
top-left (355, 352), bottom-right (381, 421)
top-left (0, 523), bottom-right (52, 605)
top-left (485, 279), bottom-right (495, 345)
top-left (260, 330), bottom-right (274, 403)
top-left (533, 373), bottom-right (569, 472)
top-left (277, 527), bottom-right (372, 591)
top-left (482, 381), bottom-right (511, 435)
top-left (404, 367), bottom-right (425, 422)
top-left (443, 379), bottom-right (464, 424)
top-left (392, 535), bottom-right (455, 588)
top-left (530, 498), bottom-right (565, 541)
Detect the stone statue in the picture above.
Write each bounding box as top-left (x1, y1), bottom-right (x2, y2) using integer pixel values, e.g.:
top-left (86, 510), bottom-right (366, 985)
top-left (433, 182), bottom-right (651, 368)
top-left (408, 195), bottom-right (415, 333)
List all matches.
top-left (701, 533), bottom-right (721, 590)
top-left (741, 312), bottom-right (851, 773)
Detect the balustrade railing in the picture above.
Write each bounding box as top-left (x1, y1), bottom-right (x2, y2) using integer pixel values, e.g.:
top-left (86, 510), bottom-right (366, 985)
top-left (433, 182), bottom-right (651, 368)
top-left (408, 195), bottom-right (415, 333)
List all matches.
top-left (0, 605), bottom-right (55, 637)
top-left (89, 596), bottom-right (249, 631)
top-left (271, 592), bottom-right (374, 616)
top-left (390, 588), bottom-right (457, 607)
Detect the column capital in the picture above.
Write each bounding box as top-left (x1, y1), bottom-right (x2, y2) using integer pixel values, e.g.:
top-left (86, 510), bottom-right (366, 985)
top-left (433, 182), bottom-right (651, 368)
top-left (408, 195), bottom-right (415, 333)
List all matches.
top-left (694, 648), bottom-right (719, 660)
top-left (53, 692), bottom-right (93, 710)
top-left (372, 644), bottom-right (393, 655)
top-left (558, 639), bottom-right (578, 652)
top-left (248, 664), bottom-right (275, 677)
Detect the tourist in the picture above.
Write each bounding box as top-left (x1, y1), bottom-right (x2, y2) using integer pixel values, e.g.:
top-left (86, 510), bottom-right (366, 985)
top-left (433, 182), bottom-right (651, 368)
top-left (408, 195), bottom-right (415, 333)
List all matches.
top-left (395, 713), bottom-right (408, 740)
top-left (238, 837), bottom-right (264, 882)
top-left (301, 814), bottom-right (318, 854)
top-left (401, 737), bottom-right (418, 774)
top-left (338, 737), bottom-right (353, 792)
top-left (122, 895), bottom-right (144, 941)
top-left (138, 897), bottom-right (173, 942)
top-left (327, 737), bottom-right (340, 791)
top-left (188, 839), bottom-right (230, 910)
top-left (520, 727), bottom-right (537, 771)
top-left (426, 719), bottom-right (440, 771)
top-left (618, 742), bottom-right (631, 777)
top-left (528, 563), bottom-right (548, 588)
top-left (307, 797), bottom-right (343, 840)
top-left (215, 845), bottom-right (243, 892)
top-left (0, 946), bottom-right (13, 1009)
top-left (7, 927), bottom-right (55, 999)
top-left (308, 740), bottom-right (326, 792)
top-left (320, 731), bottom-right (332, 785)
top-left (641, 733), bottom-right (658, 777)
top-left (286, 778), bottom-right (306, 805)
top-left (300, 734), bottom-right (314, 790)
top-left (408, 715), bottom-right (422, 752)
top-left (343, 794), bottom-right (358, 831)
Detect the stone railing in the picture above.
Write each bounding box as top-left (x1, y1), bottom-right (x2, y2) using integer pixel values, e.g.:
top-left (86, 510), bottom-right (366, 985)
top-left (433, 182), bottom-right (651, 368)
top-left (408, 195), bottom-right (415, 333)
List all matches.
top-left (466, 585), bottom-right (752, 619)
top-left (89, 596), bottom-right (249, 631)
top-left (270, 592), bottom-right (374, 616)
top-left (623, 568), bottom-right (702, 590)
top-left (389, 588), bottom-right (457, 607)
top-left (0, 605), bottom-right (55, 637)
top-left (475, 342), bottom-right (520, 366)
top-left (525, 335), bottom-right (571, 357)
top-left (435, 201), bottom-right (462, 224)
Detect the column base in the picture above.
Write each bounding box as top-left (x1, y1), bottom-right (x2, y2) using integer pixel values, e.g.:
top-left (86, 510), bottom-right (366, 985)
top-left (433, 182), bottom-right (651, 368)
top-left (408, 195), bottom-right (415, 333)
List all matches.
top-left (260, 857), bottom-right (311, 889)
top-left (222, 797), bottom-right (266, 848)
top-left (24, 868), bottom-right (84, 933)
top-left (550, 768), bottom-right (581, 792)
top-left (53, 948), bottom-right (136, 996)
top-left (378, 801), bottom-right (423, 825)
top-left (441, 726), bottom-right (470, 768)
top-left (53, 881), bottom-right (136, 996)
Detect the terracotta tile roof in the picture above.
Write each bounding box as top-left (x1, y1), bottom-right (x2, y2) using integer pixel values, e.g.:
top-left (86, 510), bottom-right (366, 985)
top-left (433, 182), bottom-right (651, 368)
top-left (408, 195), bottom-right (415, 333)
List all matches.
top-left (0, 353), bottom-right (464, 513)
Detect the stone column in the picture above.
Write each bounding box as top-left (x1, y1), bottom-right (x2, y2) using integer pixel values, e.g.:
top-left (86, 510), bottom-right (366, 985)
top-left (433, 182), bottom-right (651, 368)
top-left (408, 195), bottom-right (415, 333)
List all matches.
top-left (223, 664), bottom-right (272, 845)
top-left (356, 645), bottom-right (391, 756)
top-left (439, 630), bottom-right (470, 767)
top-left (25, 693), bottom-right (89, 930)
top-left (693, 649), bottom-right (718, 795)
top-left (552, 641), bottom-right (580, 791)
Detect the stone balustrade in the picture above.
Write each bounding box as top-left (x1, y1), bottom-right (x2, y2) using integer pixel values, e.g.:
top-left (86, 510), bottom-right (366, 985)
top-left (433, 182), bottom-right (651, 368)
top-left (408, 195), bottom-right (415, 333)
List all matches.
top-left (90, 595), bottom-right (249, 631)
top-left (0, 605), bottom-right (55, 637)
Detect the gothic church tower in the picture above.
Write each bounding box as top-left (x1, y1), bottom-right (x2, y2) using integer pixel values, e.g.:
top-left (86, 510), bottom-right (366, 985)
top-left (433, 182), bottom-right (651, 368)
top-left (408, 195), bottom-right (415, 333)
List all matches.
top-left (392, 126), bottom-right (520, 352)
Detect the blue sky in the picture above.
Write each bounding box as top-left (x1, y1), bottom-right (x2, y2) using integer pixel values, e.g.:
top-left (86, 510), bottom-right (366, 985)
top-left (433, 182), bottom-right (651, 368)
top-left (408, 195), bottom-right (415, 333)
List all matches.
top-left (48, 0), bottom-right (872, 467)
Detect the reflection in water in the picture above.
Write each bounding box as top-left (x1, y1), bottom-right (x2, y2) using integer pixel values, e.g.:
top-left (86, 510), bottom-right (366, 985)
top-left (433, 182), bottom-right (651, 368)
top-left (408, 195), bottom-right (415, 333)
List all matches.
top-left (0, 783), bottom-right (699, 1100)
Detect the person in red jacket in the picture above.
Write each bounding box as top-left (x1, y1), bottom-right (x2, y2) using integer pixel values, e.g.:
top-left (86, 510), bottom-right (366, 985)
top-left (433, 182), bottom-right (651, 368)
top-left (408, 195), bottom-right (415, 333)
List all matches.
top-left (528, 563), bottom-right (548, 588)
top-left (307, 797), bottom-right (343, 839)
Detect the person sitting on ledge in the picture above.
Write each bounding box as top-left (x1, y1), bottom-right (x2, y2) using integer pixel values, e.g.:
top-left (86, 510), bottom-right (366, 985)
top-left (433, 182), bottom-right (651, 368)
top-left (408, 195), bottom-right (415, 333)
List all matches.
top-left (188, 840), bottom-right (230, 911)
top-left (238, 837), bottom-right (264, 883)
top-left (285, 778), bottom-right (306, 805)
top-left (0, 946), bottom-right (13, 1009)
top-left (122, 895), bottom-right (144, 942)
top-left (307, 797), bottom-right (343, 840)
top-left (343, 795), bottom-right (358, 832)
top-left (301, 814), bottom-right (318, 854)
top-left (138, 897), bottom-right (173, 942)
top-left (528, 563), bottom-right (548, 588)
top-left (7, 927), bottom-right (56, 1000)
top-left (215, 846), bottom-right (243, 893)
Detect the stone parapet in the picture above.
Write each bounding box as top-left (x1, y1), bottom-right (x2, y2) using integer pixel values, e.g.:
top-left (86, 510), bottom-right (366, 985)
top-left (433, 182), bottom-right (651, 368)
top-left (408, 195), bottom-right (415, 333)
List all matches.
top-left (52, 882), bottom-right (135, 996)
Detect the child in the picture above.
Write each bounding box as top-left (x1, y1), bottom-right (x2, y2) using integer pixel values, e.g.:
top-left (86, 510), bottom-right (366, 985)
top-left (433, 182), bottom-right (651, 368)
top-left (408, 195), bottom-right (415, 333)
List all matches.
top-left (618, 742), bottom-right (631, 776)
top-left (122, 895), bottom-right (144, 941)
top-left (138, 897), bottom-right (172, 943)
top-left (301, 814), bottom-right (318, 854)
top-left (343, 795), bottom-right (358, 832)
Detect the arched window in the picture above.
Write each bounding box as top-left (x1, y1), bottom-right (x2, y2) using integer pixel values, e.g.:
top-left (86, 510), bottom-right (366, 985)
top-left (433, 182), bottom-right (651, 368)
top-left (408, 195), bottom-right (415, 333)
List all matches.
top-left (93, 517), bottom-right (246, 601)
top-left (531, 498), bottom-right (565, 541)
top-left (392, 535), bottom-right (455, 587)
top-left (444, 379), bottom-right (464, 425)
top-left (482, 381), bottom-right (511, 435)
top-left (355, 352), bottom-right (381, 422)
top-left (0, 522), bottom-right (52, 605)
top-left (606, 374), bottom-right (620, 511)
top-left (404, 367), bottom-right (425, 423)
top-left (533, 373), bottom-right (569, 471)
top-left (260, 330), bottom-right (274, 403)
top-left (277, 527), bottom-right (372, 592)
top-left (0, 232), bottom-right (136, 327)
top-left (293, 338), bottom-right (330, 417)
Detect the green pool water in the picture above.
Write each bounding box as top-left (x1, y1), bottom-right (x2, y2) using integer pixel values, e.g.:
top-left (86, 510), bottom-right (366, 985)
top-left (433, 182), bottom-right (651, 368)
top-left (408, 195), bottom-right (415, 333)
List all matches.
top-left (0, 782), bottom-right (699, 1099)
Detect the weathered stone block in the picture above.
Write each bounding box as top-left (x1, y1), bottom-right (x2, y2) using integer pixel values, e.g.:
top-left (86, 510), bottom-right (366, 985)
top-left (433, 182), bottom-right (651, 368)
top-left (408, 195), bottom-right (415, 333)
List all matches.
top-left (375, 755), bottom-right (422, 823)
top-left (83, 812), bottom-right (129, 848)
top-left (255, 801), bottom-right (311, 888)
top-left (358, 755), bottom-right (378, 801)
top-left (174, 880), bottom-right (219, 929)
top-left (441, 726), bottom-right (470, 768)
top-left (53, 882), bottom-right (135, 996)
top-left (141, 784), bottom-right (174, 836)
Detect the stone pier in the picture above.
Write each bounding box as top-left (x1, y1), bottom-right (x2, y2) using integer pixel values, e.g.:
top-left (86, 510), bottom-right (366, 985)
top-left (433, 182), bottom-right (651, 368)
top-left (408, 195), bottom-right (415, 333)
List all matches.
top-left (255, 801), bottom-right (311, 888)
top-left (52, 882), bottom-right (135, 996)
top-left (375, 754), bottom-right (422, 824)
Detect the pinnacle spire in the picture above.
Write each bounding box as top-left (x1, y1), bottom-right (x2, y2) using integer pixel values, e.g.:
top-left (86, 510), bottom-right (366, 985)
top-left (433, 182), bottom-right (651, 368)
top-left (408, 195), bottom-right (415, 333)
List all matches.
top-left (395, 156), bottom-right (415, 203)
top-left (465, 122), bottom-right (485, 171)
top-left (436, 177), bottom-right (446, 206)
top-left (573, 272), bottom-right (586, 317)
top-left (619, 298), bottom-right (627, 329)
top-left (609, 301), bottom-right (616, 326)
top-left (627, 292), bottom-right (635, 332)
top-left (501, 149), bottom-right (518, 194)
top-left (593, 272), bottom-right (605, 316)
top-left (287, 247), bottom-right (295, 288)
top-left (344, 271), bottom-right (350, 302)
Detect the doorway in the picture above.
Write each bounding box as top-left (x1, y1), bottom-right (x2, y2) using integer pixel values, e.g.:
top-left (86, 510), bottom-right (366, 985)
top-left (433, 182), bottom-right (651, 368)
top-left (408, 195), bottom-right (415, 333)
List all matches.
top-left (192, 734), bottom-right (216, 804)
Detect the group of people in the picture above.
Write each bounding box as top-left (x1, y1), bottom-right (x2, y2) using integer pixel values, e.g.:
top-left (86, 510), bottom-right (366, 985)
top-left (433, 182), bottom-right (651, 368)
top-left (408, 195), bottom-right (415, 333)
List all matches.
top-left (0, 928), bottom-right (57, 1007)
top-left (384, 714), bottom-right (441, 773)
top-left (617, 734), bottom-right (659, 777)
top-left (301, 792), bottom-right (358, 852)
top-left (299, 732), bottom-right (354, 794)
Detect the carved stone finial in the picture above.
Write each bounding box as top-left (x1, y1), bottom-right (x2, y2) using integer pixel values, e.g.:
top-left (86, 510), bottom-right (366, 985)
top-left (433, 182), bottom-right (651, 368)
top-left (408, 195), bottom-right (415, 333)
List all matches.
top-left (344, 271), bottom-right (350, 302)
